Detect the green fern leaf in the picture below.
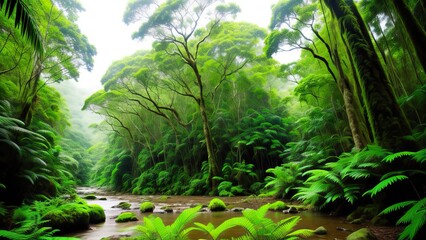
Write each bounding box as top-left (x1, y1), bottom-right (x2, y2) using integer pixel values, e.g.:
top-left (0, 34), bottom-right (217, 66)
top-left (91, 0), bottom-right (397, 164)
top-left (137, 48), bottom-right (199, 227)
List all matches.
top-left (383, 151), bottom-right (414, 163)
top-left (380, 200), bottom-right (417, 215)
top-left (171, 205), bottom-right (201, 236)
top-left (412, 149), bottom-right (426, 164)
top-left (363, 175), bottom-right (408, 197)
top-left (397, 198), bottom-right (426, 225)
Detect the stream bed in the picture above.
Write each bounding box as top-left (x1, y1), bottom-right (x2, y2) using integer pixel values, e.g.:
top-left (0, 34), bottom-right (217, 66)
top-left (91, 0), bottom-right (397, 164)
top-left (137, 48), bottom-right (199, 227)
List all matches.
top-left (65, 187), bottom-right (365, 240)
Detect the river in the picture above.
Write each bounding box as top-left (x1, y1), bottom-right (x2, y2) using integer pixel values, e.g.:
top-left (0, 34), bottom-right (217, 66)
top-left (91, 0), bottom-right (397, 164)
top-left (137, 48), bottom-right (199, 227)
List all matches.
top-left (65, 187), bottom-right (365, 240)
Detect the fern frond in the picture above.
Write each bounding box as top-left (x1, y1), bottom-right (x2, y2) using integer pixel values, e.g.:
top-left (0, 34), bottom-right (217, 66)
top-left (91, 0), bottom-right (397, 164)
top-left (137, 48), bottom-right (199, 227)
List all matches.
top-left (383, 151), bottom-right (414, 163)
top-left (363, 175), bottom-right (408, 197)
top-left (397, 198), bottom-right (426, 225)
top-left (171, 205), bottom-right (201, 235)
top-left (380, 200), bottom-right (417, 215)
top-left (412, 149), bottom-right (426, 164)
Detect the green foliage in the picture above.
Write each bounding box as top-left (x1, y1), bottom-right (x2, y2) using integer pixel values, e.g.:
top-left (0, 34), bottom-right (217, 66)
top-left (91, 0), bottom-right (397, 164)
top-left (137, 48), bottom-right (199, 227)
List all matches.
top-left (379, 198), bottom-right (426, 240)
top-left (294, 145), bottom-right (390, 208)
top-left (140, 202), bottom-right (155, 213)
top-left (200, 204), bottom-right (313, 240)
top-left (135, 205), bottom-right (201, 240)
top-left (362, 148), bottom-right (426, 240)
top-left (115, 212), bottom-right (138, 223)
top-left (263, 162), bottom-right (303, 198)
top-left (208, 198), bottom-right (226, 212)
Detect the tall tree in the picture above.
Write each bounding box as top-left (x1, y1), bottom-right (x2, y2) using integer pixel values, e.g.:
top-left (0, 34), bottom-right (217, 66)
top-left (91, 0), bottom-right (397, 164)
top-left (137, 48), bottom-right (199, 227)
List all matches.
top-left (322, 0), bottom-right (413, 150)
top-left (123, 0), bottom-right (242, 190)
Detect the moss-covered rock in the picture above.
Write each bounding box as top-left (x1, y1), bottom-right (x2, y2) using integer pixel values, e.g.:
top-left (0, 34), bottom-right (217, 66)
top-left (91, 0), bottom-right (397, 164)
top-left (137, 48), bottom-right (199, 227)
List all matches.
top-left (88, 204), bottom-right (106, 223)
top-left (346, 228), bottom-right (377, 240)
top-left (43, 203), bottom-right (90, 233)
top-left (140, 202), bottom-right (155, 213)
top-left (208, 198), bottom-right (226, 212)
top-left (113, 202), bottom-right (131, 210)
top-left (314, 226), bottom-right (327, 235)
top-left (115, 212), bottom-right (138, 223)
top-left (269, 201), bottom-right (287, 211)
top-left (83, 194), bottom-right (97, 200)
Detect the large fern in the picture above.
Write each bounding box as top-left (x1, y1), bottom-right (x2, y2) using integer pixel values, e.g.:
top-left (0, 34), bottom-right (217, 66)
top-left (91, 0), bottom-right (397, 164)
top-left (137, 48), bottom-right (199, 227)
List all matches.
top-left (379, 198), bottom-right (426, 240)
top-left (135, 205), bottom-right (201, 239)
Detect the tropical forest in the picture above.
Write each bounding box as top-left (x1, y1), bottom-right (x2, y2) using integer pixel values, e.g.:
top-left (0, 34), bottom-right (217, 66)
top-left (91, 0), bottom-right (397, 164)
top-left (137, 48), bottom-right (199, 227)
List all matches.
top-left (0, 0), bottom-right (425, 239)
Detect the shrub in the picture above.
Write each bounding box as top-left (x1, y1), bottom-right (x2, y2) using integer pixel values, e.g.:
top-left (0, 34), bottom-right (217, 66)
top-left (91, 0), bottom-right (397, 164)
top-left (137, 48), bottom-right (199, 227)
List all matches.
top-left (269, 201), bottom-right (287, 211)
top-left (140, 202), bottom-right (155, 213)
top-left (208, 198), bottom-right (226, 212)
top-left (115, 212), bottom-right (138, 223)
top-left (88, 204), bottom-right (106, 223)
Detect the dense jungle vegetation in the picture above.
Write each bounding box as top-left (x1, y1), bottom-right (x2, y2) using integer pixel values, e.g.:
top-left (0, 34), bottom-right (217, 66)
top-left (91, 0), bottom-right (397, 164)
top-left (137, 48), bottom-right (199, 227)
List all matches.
top-left (0, 0), bottom-right (425, 239)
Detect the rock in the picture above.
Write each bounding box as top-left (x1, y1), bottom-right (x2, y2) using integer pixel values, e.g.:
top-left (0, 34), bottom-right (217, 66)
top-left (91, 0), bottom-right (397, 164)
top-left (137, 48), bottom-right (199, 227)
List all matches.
top-left (346, 228), bottom-right (377, 240)
top-left (115, 212), bottom-right (138, 223)
top-left (269, 201), bottom-right (287, 211)
top-left (98, 197), bottom-right (107, 200)
top-left (140, 201), bottom-right (155, 212)
top-left (350, 218), bottom-right (363, 224)
top-left (88, 204), bottom-right (106, 223)
top-left (337, 227), bottom-right (353, 232)
top-left (112, 202), bottom-right (131, 210)
top-left (100, 234), bottom-right (132, 240)
top-left (283, 206), bottom-right (298, 214)
top-left (199, 207), bottom-right (209, 212)
top-left (231, 207), bottom-right (245, 212)
top-left (371, 215), bottom-right (389, 226)
top-left (314, 226), bottom-right (327, 235)
top-left (43, 203), bottom-right (90, 233)
top-left (83, 194), bottom-right (97, 200)
top-left (208, 198), bottom-right (227, 212)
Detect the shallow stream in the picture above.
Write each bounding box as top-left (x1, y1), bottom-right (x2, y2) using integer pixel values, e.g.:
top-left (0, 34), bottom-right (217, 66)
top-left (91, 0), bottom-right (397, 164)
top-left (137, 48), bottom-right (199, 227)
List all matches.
top-left (65, 187), bottom-right (364, 240)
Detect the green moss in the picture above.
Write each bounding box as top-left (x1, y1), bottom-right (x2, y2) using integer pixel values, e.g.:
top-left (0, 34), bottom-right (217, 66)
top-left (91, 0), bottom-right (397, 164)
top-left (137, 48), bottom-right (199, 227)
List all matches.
top-left (269, 201), bottom-right (287, 211)
top-left (116, 201), bottom-right (131, 210)
top-left (88, 204), bottom-right (106, 223)
top-left (208, 198), bottom-right (226, 212)
top-left (346, 228), bottom-right (377, 240)
top-left (140, 202), bottom-right (155, 213)
top-left (83, 194), bottom-right (97, 200)
top-left (43, 203), bottom-right (90, 233)
top-left (115, 212), bottom-right (138, 223)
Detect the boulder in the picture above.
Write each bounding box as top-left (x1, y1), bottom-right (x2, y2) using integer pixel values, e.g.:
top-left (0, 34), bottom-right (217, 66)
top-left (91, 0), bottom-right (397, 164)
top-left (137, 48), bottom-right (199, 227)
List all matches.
top-left (140, 201), bottom-right (155, 212)
top-left (283, 206), bottom-right (298, 214)
top-left (115, 212), bottom-right (138, 223)
top-left (314, 226), bottom-right (327, 235)
top-left (208, 198), bottom-right (227, 212)
top-left (346, 228), bottom-right (377, 240)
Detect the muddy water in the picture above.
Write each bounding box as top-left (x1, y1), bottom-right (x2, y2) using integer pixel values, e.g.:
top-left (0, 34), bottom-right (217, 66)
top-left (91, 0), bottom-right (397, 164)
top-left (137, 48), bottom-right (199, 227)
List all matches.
top-left (66, 187), bottom-right (363, 240)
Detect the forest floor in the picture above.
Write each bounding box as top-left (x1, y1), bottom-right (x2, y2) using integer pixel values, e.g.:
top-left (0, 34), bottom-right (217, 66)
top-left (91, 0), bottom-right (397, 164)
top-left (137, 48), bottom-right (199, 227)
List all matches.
top-left (76, 187), bottom-right (402, 240)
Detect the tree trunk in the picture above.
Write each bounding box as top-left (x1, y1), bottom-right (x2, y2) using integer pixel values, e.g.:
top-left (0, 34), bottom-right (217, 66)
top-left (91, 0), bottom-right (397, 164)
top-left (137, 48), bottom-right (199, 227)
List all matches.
top-left (392, 0), bottom-right (426, 72)
top-left (323, 0), bottom-right (414, 151)
top-left (190, 61), bottom-right (221, 192)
